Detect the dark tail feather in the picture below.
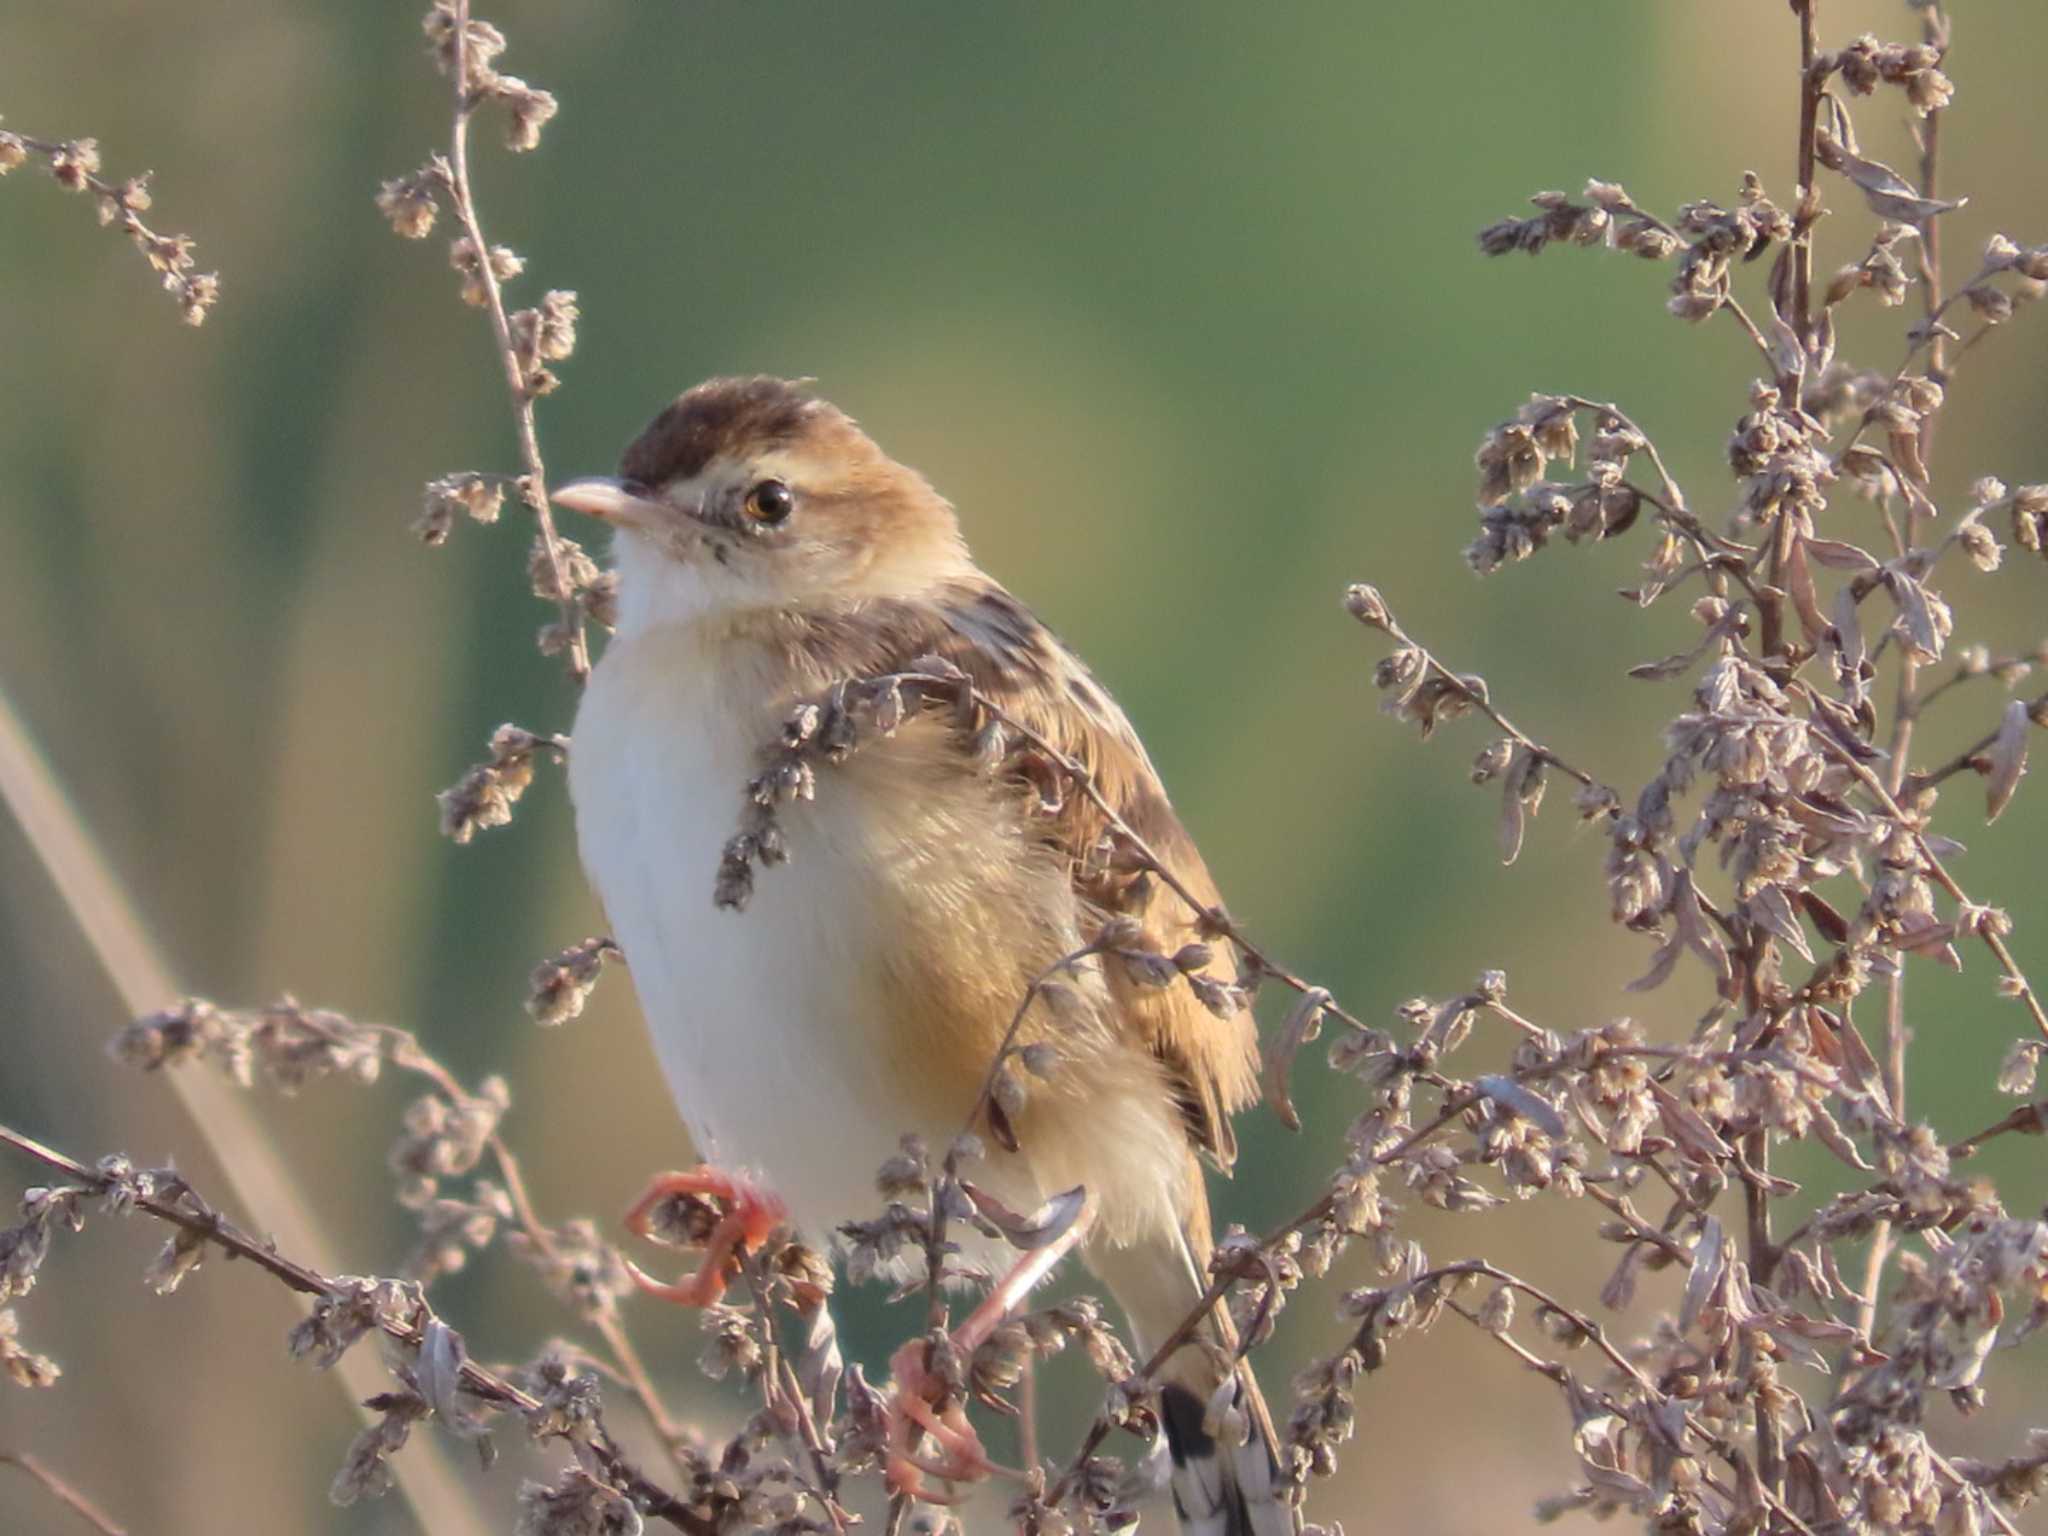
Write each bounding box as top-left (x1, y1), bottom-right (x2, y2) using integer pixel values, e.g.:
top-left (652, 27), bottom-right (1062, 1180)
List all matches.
top-left (1158, 1369), bottom-right (1295, 1536)
top-left (1085, 1172), bottom-right (1300, 1536)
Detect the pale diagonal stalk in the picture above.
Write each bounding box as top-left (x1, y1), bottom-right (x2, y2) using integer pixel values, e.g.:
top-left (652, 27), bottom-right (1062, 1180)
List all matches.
top-left (0, 683), bottom-right (492, 1536)
top-left (0, 1451), bottom-right (126, 1536)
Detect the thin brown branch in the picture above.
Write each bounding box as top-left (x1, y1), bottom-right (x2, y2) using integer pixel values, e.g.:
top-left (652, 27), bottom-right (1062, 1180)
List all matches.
top-left (489, 1137), bottom-right (683, 1451)
top-left (0, 1122), bottom-right (715, 1536)
top-left (1, 130), bottom-right (218, 324)
top-left (1907, 689), bottom-right (2048, 795)
top-left (1372, 612), bottom-right (1606, 794)
top-left (883, 671), bottom-right (1382, 1041)
top-left (0, 687), bottom-right (492, 1536)
top-left (1791, 1), bottom-right (1822, 381)
top-left (1435, 1263), bottom-right (1823, 1536)
top-left (280, 1005), bottom-right (685, 1454)
top-left (1797, 683), bottom-right (2048, 1042)
top-left (445, 0), bottom-right (588, 682)
top-left (1860, 32), bottom-right (1959, 1339)
top-left (1946, 1098), bottom-right (2048, 1159)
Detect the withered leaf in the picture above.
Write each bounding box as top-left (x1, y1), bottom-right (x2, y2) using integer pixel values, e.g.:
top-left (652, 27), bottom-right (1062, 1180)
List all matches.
top-left (1748, 883), bottom-right (1813, 963)
top-left (1893, 909), bottom-right (1961, 970)
top-left (1985, 697), bottom-right (2030, 823)
top-left (959, 1182), bottom-right (1089, 1252)
top-left (1629, 644), bottom-right (1707, 682)
top-left (1832, 1013), bottom-right (1895, 1122)
top-left (1807, 538), bottom-right (1880, 574)
top-left (1811, 1104), bottom-right (1875, 1171)
top-left (1884, 570), bottom-right (1945, 663)
top-left (1682, 1216), bottom-right (1725, 1334)
top-left (1262, 987), bottom-right (1330, 1132)
top-left (1673, 870), bottom-right (1734, 995)
top-left (1497, 777), bottom-right (1526, 866)
top-left (1833, 146), bottom-right (1967, 223)
top-left (1625, 932), bottom-right (1684, 994)
top-left (1474, 1074), bottom-right (1568, 1139)
top-left (1783, 538), bottom-right (1827, 647)
top-left (1766, 313), bottom-right (1806, 385)
top-left (1648, 1078), bottom-right (1734, 1163)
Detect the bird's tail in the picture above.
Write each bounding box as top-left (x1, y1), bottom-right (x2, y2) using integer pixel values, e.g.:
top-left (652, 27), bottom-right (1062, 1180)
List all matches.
top-left (1091, 1224), bottom-right (1298, 1536)
top-left (1155, 1349), bottom-right (1293, 1536)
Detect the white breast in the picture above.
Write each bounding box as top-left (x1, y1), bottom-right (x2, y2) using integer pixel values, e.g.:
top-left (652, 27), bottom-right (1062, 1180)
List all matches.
top-left (570, 624), bottom-right (924, 1244)
top-left (568, 539), bottom-right (1195, 1267)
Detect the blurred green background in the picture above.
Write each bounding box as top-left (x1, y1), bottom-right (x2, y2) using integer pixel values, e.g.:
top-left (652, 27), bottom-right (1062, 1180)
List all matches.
top-left (3, 2), bottom-right (2044, 1532)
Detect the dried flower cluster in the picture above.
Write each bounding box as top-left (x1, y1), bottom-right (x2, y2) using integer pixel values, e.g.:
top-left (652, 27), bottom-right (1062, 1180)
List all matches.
top-left (380, 1), bottom-right (601, 678)
top-left (438, 723), bottom-right (569, 844)
top-left (528, 936), bottom-right (623, 1027)
top-left (1309, 3), bottom-right (2048, 1530)
top-left (0, 118), bottom-right (218, 323)
top-left (8, 4), bottom-right (2047, 1536)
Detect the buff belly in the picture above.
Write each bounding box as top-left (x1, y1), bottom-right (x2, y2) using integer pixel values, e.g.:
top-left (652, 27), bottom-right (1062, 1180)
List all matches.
top-left (571, 624), bottom-right (1192, 1271)
top-left (573, 631), bottom-right (940, 1240)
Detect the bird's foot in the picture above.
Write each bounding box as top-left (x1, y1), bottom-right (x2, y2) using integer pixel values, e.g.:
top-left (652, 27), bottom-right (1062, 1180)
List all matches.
top-left (882, 1185), bottom-right (1098, 1503)
top-left (883, 1336), bottom-right (995, 1503)
top-left (622, 1166), bottom-right (786, 1307)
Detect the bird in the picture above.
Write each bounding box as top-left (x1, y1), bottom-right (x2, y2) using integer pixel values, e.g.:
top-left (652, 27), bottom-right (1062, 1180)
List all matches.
top-left (555, 375), bottom-right (1295, 1535)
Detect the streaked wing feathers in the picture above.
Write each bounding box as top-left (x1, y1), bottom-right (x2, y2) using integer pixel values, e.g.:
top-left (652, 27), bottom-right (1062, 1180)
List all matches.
top-left (789, 581), bottom-right (1259, 1168)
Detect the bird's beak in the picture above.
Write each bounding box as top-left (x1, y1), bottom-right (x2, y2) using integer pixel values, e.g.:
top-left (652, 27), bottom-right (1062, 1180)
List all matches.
top-left (552, 476), bottom-right (667, 529)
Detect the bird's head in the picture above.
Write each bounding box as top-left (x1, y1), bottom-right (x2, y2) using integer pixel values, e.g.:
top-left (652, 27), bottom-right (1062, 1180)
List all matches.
top-left (554, 376), bottom-right (970, 634)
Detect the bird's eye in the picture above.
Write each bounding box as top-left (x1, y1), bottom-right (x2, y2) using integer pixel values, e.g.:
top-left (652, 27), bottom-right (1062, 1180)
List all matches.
top-left (744, 479), bottom-right (794, 525)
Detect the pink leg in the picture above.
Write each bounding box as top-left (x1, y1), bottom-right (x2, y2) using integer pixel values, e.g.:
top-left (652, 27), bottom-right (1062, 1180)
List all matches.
top-left (623, 1167), bottom-right (786, 1308)
top-left (884, 1188), bottom-right (1095, 1503)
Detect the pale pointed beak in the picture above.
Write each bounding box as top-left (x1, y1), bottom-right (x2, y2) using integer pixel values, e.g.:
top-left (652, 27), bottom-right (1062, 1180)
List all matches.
top-left (552, 476), bottom-right (667, 528)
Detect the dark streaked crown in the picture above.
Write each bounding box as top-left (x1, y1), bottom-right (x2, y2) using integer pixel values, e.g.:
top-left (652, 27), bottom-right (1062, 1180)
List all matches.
top-left (618, 375), bottom-right (830, 488)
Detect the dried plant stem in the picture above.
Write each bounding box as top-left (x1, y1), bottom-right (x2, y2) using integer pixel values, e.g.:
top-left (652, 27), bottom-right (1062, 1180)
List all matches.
top-left (1908, 689), bottom-right (2048, 793)
top-left (0, 1451), bottom-right (127, 1536)
top-left (0, 685), bottom-right (491, 1536)
top-left (1932, 1452), bottom-right (2026, 1536)
top-left (975, 946), bottom-right (1103, 1140)
top-left (0, 1121), bottom-right (716, 1536)
top-left (1946, 1097), bottom-right (2048, 1158)
top-left (1780, 1097), bottom-right (2048, 1251)
top-left (1718, 293), bottom-right (1777, 368)
top-left (1799, 687), bottom-right (2048, 1041)
top-left (1857, 56), bottom-right (1955, 1346)
top-left (1792, 0), bottom-right (1822, 364)
top-left (1042, 1024), bottom-right (1691, 1511)
top-left (1914, 13), bottom-right (1953, 420)
top-left (1, 131), bottom-right (218, 324)
top-left (920, 941), bottom-right (1103, 1340)
top-left (490, 1139), bottom-right (682, 1449)
top-left (1374, 611), bottom-right (1606, 793)
top-left (288, 1005), bottom-right (683, 1454)
top-left (446, 0), bottom-right (587, 682)
top-left (1857, 977), bottom-right (1907, 1339)
top-left (771, 1351), bottom-right (851, 1532)
top-left (724, 1257), bottom-right (853, 1535)
top-left (1433, 1276), bottom-right (1824, 1536)
top-left (1742, 1134), bottom-right (1784, 1495)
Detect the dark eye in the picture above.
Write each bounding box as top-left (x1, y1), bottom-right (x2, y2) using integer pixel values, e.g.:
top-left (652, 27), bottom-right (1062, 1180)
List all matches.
top-left (745, 479), bottom-right (794, 524)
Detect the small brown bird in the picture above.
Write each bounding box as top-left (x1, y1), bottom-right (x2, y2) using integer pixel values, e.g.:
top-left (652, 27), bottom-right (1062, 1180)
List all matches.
top-left (556, 376), bottom-right (1292, 1535)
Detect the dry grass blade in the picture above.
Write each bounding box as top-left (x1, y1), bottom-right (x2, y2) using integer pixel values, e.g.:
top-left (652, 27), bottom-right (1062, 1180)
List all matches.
top-left (0, 1451), bottom-right (126, 1536)
top-left (0, 685), bottom-right (492, 1536)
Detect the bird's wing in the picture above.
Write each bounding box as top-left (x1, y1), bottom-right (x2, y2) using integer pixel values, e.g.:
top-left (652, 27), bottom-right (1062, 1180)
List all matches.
top-left (793, 581), bottom-right (1259, 1168)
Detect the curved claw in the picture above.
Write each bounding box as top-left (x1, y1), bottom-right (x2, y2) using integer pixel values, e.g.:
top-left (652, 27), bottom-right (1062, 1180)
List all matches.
top-left (880, 1187), bottom-right (1096, 1503)
top-left (623, 1166), bottom-right (786, 1308)
top-left (883, 1338), bottom-right (993, 1503)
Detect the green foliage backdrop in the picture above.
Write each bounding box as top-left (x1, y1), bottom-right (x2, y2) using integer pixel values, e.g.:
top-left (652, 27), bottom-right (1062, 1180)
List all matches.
top-left (2, 3), bottom-right (2042, 1531)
